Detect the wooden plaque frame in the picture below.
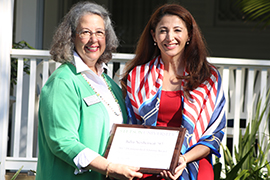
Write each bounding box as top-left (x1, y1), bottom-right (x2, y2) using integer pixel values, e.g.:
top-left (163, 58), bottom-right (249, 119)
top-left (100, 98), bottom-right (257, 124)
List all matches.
top-left (104, 124), bottom-right (186, 174)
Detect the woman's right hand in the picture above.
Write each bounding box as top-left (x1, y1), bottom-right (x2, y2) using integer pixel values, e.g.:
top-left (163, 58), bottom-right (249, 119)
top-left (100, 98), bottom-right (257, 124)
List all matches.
top-left (106, 163), bottom-right (143, 180)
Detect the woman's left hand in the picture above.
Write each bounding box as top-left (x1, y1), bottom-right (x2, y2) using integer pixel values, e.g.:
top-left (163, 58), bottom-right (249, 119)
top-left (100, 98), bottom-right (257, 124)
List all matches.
top-left (160, 155), bottom-right (186, 180)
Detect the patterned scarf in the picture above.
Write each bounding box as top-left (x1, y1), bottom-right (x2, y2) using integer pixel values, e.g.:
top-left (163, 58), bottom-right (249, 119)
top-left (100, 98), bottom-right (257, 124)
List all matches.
top-left (125, 56), bottom-right (226, 180)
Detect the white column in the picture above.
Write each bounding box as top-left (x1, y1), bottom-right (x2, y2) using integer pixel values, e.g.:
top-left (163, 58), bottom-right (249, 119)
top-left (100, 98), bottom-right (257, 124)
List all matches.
top-left (0, 0), bottom-right (14, 179)
top-left (246, 69), bottom-right (255, 126)
top-left (259, 69), bottom-right (268, 148)
top-left (233, 67), bottom-right (243, 161)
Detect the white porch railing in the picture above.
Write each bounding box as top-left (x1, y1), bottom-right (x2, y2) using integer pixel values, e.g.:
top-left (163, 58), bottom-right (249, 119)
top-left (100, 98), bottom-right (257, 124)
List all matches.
top-left (3, 49), bottom-right (270, 175)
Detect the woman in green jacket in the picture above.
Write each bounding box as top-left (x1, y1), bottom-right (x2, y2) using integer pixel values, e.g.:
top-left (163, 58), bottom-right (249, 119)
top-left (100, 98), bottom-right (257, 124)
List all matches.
top-left (36, 2), bottom-right (142, 180)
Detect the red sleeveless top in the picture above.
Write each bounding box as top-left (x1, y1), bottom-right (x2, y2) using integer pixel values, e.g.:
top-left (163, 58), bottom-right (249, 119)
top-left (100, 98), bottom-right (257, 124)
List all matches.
top-left (157, 90), bottom-right (182, 127)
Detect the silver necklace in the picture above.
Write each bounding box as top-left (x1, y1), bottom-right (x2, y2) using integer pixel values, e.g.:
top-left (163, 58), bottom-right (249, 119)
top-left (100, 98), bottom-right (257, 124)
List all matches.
top-left (81, 73), bottom-right (121, 116)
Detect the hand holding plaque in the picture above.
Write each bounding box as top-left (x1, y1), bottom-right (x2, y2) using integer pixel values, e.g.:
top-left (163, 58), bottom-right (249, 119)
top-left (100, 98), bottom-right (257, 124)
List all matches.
top-left (104, 124), bottom-right (186, 174)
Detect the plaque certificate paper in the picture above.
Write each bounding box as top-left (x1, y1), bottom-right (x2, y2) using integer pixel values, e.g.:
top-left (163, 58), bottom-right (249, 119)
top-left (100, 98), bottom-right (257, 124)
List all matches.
top-left (104, 124), bottom-right (186, 174)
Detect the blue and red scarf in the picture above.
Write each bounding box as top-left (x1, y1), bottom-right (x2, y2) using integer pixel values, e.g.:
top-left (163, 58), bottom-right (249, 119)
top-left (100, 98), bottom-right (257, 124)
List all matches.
top-left (125, 56), bottom-right (226, 180)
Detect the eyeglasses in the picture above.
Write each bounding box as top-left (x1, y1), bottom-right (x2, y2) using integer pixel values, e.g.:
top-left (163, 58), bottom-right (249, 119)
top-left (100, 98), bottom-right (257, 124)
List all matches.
top-left (77, 29), bottom-right (106, 39)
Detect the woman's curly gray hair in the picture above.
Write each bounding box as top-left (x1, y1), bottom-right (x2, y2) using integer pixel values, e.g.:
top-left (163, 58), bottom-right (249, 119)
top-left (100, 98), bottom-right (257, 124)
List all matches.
top-left (50, 1), bottom-right (118, 64)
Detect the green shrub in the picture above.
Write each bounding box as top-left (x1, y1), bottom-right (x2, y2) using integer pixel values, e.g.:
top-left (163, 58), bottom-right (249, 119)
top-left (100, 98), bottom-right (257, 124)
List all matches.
top-left (214, 91), bottom-right (270, 179)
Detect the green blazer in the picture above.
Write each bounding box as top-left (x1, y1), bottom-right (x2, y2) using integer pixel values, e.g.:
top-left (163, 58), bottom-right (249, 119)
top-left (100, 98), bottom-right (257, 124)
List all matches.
top-left (36, 63), bottom-right (127, 180)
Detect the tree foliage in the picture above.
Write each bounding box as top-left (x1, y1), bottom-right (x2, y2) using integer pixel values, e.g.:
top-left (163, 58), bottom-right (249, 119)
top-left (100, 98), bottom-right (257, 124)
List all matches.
top-left (236, 0), bottom-right (270, 28)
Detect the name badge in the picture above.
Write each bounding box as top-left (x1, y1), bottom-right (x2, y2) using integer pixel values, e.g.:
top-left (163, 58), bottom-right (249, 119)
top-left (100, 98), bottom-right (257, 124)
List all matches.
top-left (83, 95), bottom-right (101, 106)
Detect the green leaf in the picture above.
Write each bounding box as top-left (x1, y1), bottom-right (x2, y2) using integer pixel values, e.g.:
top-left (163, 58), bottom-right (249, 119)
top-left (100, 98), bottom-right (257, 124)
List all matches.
top-left (226, 141), bottom-right (253, 179)
top-left (236, 0), bottom-right (270, 27)
top-left (234, 169), bottom-right (249, 180)
top-left (214, 162), bottom-right (222, 180)
top-left (222, 144), bottom-right (234, 172)
top-left (11, 166), bottom-right (23, 180)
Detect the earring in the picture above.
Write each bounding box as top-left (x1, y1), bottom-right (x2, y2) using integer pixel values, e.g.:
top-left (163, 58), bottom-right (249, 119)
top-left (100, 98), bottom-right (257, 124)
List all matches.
top-left (186, 41), bottom-right (190, 45)
top-left (154, 42), bottom-right (157, 46)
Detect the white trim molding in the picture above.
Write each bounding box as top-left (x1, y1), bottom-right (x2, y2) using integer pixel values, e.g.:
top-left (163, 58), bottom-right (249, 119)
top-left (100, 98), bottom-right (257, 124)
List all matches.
top-left (0, 0), bottom-right (14, 179)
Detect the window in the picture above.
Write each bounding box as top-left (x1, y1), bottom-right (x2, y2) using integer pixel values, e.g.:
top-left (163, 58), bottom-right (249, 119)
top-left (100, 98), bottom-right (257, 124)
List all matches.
top-left (109, 0), bottom-right (167, 53)
top-left (217, 0), bottom-right (243, 22)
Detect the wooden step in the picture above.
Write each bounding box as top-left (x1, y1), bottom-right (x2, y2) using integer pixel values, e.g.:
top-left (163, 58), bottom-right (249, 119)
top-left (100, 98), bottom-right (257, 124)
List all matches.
top-left (5, 172), bottom-right (35, 180)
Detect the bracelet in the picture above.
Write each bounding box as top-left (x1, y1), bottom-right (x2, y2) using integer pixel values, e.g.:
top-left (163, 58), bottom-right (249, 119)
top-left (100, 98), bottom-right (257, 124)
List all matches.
top-left (105, 162), bottom-right (112, 178)
top-left (181, 155), bottom-right (187, 163)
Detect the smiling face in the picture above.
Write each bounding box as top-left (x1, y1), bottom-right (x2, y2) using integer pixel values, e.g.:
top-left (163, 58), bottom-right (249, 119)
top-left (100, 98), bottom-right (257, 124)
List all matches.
top-left (151, 15), bottom-right (189, 61)
top-left (74, 13), bottom-right (106, 71)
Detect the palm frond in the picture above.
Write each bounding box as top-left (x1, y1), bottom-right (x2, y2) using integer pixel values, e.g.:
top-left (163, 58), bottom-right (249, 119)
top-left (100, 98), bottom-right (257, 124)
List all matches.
top-left (236, 0), bottom-right (270, 28)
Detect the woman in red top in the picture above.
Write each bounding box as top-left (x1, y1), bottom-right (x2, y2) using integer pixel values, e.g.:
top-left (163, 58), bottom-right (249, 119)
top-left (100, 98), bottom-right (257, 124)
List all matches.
top-left (121, 3), bottom-right (226, 180)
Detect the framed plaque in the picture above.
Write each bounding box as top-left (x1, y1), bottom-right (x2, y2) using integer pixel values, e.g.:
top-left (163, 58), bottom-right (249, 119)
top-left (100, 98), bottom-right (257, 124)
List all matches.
top-left (104, 124), bottom-right (186, 174)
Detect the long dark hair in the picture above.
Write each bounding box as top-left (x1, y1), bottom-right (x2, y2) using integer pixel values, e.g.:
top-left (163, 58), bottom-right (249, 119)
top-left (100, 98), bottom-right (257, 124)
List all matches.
top-left (121, 4), bottom-right (212, 98)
